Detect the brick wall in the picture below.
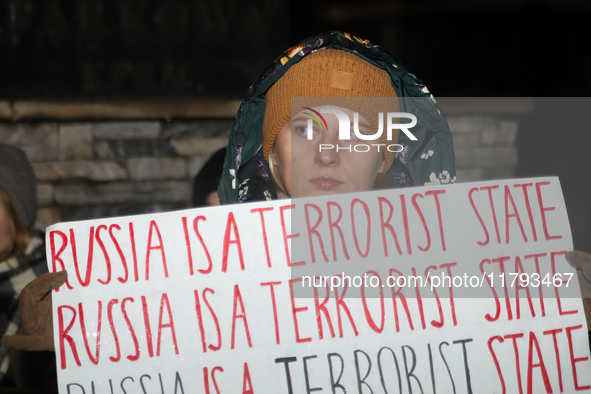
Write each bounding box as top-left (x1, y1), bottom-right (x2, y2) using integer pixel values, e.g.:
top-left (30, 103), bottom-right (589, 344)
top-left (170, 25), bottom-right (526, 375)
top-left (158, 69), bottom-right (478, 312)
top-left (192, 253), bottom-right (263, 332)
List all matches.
top-left (0, 99), bottom-right (531, 227)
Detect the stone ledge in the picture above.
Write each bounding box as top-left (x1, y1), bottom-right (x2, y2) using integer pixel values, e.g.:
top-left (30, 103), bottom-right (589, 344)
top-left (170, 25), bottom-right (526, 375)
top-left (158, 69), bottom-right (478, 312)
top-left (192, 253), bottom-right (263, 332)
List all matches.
top-left (94, 140), bottom-right (176, 158)
top-left (93, 122), bottom-right (160, 140)
top-left (480, 120), bottom-right (518, 147)
top-left (32, 161), bottom-right (128, 181)
top-left (11, 100), bottom-right (242, 120)
top-left (55, 181), bottom-right (191, 206)
top-left (448, 116), bottom-right (497, 133)
top-left (161, 120), bottom-right (235, 138)
top-left (61, 203), bottom-right (188, 222)
top-left (454, 147), bottom-right (518, 169)
top-left (128, 158), bottom-right (187, 180)
top-left (456, 169), bottom-right (484, 182)
top-left (438, 98), bottom-right (535, 114)
top-left (451, 133), bottom-right (480, 148)
top-left (171, 136), bottom-right (229, 156)
top-left (0, 123), bottom-right (60, 162)
top-left (455, 168), bottom-right (516, 182)
top-left (60, 123), bottom-right (93, 159)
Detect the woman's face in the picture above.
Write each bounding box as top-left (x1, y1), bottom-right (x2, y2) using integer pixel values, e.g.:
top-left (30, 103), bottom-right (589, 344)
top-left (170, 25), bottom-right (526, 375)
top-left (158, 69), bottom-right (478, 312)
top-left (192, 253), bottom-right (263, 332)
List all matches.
top-left (0, 200), bottom-right (14, 260)
top-left (272, 106), bottom-right (385, 198)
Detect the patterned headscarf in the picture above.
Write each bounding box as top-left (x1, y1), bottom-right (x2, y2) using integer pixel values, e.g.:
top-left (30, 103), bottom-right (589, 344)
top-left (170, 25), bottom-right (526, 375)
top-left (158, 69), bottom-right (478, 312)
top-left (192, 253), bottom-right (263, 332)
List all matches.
top-left (218, 31), bottom-right (456, 204)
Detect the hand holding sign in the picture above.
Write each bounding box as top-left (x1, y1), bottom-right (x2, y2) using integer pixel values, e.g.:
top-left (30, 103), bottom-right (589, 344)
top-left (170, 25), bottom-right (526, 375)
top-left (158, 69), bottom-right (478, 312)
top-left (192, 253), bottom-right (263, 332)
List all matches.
top-left (566, 251), bottom-right (591, 297)
top-left (566, 250), bottom-right (591, 328)
top-left (2, 271), bottom-right (68, 351)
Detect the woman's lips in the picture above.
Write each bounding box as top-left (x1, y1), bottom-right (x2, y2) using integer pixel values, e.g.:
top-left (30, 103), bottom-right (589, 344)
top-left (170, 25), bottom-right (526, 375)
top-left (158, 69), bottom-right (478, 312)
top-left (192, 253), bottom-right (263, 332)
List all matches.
top-left (310, 177), bottom-right (343, 190)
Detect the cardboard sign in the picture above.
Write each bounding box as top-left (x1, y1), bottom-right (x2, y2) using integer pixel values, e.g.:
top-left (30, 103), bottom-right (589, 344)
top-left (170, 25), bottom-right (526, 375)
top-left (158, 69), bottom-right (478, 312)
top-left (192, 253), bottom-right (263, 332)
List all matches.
top-left (48, 177), bottom-right (590, 393)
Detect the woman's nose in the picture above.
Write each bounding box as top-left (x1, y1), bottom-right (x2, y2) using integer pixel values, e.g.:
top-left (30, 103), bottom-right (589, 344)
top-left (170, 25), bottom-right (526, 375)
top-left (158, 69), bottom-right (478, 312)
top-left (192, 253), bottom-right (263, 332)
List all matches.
top-left (314, 129), bottom-right (341, 167)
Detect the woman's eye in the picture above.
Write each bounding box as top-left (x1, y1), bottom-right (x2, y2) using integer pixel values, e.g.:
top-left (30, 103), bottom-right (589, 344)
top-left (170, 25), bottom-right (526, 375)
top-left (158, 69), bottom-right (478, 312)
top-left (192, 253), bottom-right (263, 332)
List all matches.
top-left (294, 124), bottom-right (319, 138)
top-left (350, 125), bottom-right (374, 140)
top-left (295, 125), bottom-right (308, 136)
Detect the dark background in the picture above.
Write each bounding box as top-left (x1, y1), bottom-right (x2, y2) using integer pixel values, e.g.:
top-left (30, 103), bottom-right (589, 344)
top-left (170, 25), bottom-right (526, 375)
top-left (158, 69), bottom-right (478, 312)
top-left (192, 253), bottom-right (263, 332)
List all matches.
top-left (0, 0), bottom-right (288, 99)
top-left (290, 0), bottom-right (591, 97)
top-left (3, 0), bottom-right (590, 99)
top-left (0, 0), bottom-right (590, 250)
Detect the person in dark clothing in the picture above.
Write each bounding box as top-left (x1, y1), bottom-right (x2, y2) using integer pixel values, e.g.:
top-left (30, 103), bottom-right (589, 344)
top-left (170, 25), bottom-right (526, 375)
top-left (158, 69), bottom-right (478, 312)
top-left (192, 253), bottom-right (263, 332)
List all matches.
top-left (191, 148), bottom-right (226, 207)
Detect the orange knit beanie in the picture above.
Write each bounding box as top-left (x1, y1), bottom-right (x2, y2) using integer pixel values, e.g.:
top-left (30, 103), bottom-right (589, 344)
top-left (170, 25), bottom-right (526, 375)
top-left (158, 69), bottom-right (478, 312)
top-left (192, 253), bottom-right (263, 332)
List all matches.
top-left (262, 49), bottom-right (400, 172)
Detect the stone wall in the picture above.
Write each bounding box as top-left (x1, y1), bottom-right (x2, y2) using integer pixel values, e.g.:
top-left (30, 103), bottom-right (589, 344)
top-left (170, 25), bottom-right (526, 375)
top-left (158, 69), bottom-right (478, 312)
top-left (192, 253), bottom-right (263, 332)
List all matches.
top-left (449, 115), bottom-right (519, 182)
top-left (0, 99), bottom-right (530, 228)
top-left (0, 119), bottom-right (232, 227)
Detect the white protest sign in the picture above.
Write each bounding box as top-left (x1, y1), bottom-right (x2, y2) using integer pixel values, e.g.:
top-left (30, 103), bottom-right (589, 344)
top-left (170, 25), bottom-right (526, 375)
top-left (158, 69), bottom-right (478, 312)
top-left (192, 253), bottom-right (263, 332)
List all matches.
top-left (47, 177), bottom-right (590, 394)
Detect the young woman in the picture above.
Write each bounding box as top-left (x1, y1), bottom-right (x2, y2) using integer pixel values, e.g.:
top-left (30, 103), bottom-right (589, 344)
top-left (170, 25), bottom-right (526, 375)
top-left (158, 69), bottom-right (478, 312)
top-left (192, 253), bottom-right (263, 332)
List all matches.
top-left (218, 31), bottom-right (456, 204)
top-left (0, 144), bottom-right (57, 392)
top-left (1, 32), bottom-right (458, 360)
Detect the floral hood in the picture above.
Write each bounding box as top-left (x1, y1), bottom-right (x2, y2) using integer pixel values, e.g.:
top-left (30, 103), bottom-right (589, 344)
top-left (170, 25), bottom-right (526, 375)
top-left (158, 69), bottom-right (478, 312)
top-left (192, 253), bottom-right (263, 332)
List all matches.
top-left (218, 31), bottom-right (456, 204)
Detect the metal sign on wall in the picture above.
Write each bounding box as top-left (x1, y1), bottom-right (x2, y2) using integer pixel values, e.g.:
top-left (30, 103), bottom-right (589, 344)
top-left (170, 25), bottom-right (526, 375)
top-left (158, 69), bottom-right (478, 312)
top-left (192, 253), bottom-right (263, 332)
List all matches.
top-left (0, 0), bottom-right (288, 99)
